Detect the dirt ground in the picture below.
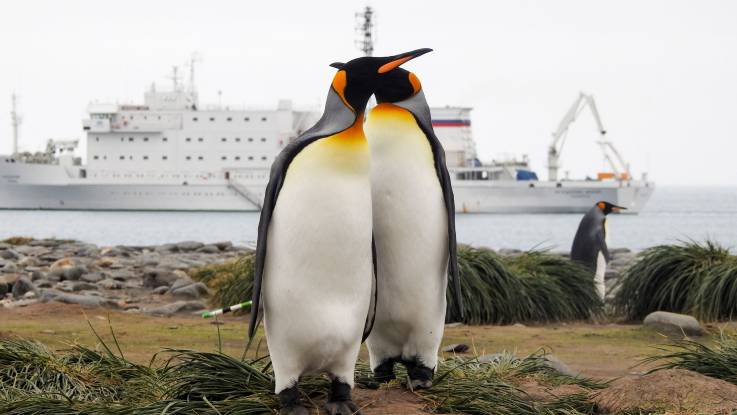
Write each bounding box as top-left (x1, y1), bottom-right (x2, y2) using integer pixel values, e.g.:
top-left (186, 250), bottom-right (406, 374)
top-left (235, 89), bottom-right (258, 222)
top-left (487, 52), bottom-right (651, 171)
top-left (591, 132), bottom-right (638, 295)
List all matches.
top-left (3, 302), bottom-right (737, 414)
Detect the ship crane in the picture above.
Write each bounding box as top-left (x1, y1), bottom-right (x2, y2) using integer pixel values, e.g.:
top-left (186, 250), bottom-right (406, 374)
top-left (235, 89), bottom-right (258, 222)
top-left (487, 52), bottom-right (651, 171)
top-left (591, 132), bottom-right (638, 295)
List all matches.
top-left (547, 92), bottom-right (630, 182)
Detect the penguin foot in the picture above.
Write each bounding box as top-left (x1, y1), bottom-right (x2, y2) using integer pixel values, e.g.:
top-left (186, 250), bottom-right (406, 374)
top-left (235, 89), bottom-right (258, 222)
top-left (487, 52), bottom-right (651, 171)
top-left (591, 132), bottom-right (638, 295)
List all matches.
top-left (279, 405), bottom-right (309, 415)
top-left (404, 358), bottom-right (434, 390)
top-left (324, 400), bottom-right (361, 415)
top-left (277, 385), bottom-right (307, 415)
top-left (372, 359), bottom-right (396, 383)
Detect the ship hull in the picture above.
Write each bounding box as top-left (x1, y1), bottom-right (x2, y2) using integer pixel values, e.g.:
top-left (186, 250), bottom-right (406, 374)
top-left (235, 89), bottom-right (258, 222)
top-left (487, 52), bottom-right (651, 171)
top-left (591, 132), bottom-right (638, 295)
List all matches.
top-left (0, 180), bottom-right (653, 213)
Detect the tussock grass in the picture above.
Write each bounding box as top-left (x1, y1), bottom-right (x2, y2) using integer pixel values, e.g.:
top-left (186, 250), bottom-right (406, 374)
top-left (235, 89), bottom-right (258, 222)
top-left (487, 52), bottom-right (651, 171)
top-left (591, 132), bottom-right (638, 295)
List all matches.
top-left (644, 332), bottom-right (737, 385)
top-left (613, 240), bottom-right (736, 321)
top-left (190, 253), bottom-right (255, 310)
top-left (2, 236), bottom-right (33, 245)
top-left (447, 247), bottom-right (601, 324)
top-left (0, 333), bottom-right (603, 415)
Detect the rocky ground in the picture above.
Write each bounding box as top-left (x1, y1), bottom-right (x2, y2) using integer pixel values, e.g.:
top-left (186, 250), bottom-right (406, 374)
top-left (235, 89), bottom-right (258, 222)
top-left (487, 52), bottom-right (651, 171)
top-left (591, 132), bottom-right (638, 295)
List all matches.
top-left (0, 238), bottom-right (637, 317)
top-left (0, 238), bottom-right (251, 316)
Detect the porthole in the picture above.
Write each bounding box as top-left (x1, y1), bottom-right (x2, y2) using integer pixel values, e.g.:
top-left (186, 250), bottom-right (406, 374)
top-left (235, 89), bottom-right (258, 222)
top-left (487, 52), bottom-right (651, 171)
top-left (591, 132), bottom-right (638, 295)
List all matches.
top-left (227, 117), bottom-right (232, 122)
top-left (235, 156), bottom-right (241, 161)
top-left (193, 117), bottom-right (198, 122)
top-left (261, 117), bottom-right (267, 121)
top-left (235, 138), bottom-right (241, 142)
top-left (260, 137), bottom-right (266, 142)
top-left (198, 137), bottom-right (204, 142)
top-left (209, 117), bottom-right (215, 121)
top-left (244, 117), bottom-right (250, 121)
top-left (248, 138), bottom-right (253, 142)
top-left (221, 137), bottom-right (227, 142)
top-left (198, 156), bottom-right (204, 161)
top-left (186, 138), bottom-right (192, 142)
top-left (186, 156), bottom-right (192, 160)
top-left (221, 156), bottom-right (227, 160)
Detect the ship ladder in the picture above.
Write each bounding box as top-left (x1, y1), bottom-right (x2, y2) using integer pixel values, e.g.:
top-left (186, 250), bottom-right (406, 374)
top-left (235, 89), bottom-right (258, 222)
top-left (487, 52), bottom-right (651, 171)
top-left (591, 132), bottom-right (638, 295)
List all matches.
top-left (227, 177), bottom-right (263, 210)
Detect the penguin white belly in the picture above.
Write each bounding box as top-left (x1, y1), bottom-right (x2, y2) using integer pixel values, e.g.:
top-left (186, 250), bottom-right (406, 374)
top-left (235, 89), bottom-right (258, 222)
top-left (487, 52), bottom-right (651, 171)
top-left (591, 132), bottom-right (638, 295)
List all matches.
top-left (365, 104), bottom-right (448, 369)
top-left (262, 131), bottom-right (373, 393)
top-left (595, 251), bottom-right (607, 299)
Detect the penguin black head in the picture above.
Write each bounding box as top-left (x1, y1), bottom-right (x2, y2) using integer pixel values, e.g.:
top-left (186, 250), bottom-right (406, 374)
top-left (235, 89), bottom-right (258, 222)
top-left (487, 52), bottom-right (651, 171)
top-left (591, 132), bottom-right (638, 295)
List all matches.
top-left (596, 201), bottom-right (627, 215)
top-left (328, 48), bottom-right (432, 114)
top-left (374, 67), bottom-right (423, 104)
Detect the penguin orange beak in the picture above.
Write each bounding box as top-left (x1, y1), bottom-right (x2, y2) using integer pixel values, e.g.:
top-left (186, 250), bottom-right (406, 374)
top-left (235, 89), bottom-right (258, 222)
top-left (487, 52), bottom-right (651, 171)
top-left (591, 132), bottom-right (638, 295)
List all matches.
top-left (378, 48), bottom-right (433, 74)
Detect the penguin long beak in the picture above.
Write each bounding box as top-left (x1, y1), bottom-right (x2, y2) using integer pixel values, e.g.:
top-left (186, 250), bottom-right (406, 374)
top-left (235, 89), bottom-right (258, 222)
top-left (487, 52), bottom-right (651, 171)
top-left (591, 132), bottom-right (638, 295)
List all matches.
top-left (377, 48), bottom-right (433, 73)
top-left (612, 205), bottom-right (627, 212)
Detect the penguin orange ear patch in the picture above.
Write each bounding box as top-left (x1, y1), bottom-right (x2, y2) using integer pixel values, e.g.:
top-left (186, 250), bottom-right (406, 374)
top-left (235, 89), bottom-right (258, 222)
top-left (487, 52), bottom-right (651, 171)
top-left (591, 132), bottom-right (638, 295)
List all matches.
top-left (597, 202), bottom-right (606, 210)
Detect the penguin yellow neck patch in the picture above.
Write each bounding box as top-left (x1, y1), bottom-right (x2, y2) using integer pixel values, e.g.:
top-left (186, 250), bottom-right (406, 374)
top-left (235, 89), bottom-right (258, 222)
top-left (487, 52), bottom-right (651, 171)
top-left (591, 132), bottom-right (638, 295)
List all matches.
top-left (331, 70), bottom-right (352, 111)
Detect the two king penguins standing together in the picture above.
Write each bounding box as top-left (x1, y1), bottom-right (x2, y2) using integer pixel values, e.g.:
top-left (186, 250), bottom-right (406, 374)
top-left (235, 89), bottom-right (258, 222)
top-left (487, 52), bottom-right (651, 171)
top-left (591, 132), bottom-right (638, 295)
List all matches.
top-left (247, 48), bottom-right (464, 415)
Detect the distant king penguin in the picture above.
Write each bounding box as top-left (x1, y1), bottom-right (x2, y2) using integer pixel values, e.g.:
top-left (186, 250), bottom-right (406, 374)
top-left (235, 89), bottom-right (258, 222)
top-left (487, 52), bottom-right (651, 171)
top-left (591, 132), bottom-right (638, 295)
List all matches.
top-left (571, 201), bottom-right (626, 299)
top-left (364, 65), bottom-right (464, 389)
top-left (249, 49), bottom-right (434, 415)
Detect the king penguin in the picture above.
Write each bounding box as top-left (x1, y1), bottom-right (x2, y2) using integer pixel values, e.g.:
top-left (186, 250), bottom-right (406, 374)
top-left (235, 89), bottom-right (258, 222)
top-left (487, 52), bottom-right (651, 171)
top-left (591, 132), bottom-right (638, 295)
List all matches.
top-left (364, 66), bottom-right (464, 389)
top-left (571, 201), bottom-right (626, 299)
top-left (248, 49), bottom-right (433, 415)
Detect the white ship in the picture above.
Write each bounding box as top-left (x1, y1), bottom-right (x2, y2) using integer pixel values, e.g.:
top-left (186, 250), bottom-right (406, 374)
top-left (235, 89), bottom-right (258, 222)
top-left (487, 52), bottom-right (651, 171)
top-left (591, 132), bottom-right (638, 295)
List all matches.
top-left (0, 77), bottom-right (653, 213)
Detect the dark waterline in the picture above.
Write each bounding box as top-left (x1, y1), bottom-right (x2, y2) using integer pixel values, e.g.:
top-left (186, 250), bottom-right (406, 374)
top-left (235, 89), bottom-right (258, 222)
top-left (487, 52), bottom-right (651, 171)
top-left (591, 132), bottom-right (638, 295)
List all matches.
top-left (1, 186), bottom-right (735, 251)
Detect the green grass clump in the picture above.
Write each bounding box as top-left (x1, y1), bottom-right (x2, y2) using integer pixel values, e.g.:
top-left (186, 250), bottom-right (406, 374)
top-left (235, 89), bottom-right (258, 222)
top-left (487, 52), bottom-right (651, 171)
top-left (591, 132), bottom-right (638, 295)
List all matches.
top-left (643, 332), bottom-right (737, 385)
top-left (1, 236), bottom-right (33, 245)
top-left (189, 253), bottom-right (255, 309)
top-left (0, 335), bottom-right (602, 415)
top-left (447, 247), bottom-right (601, 324)
top-left (613, 240), bottom-right (735, 321)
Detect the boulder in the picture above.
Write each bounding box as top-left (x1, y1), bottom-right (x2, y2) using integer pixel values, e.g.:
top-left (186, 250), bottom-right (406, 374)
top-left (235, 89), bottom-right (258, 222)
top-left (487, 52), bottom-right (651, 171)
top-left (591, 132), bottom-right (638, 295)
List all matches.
top-left (49, 265), bottom-right (86, 281)
top-left (143, 269), bottom-right (180, 288)
top-left (196, 244), bottom-right (220, 254)
top-left (98, 279), bottom-right (123, 290)
top-left (80, 272), bottom-right (106, 283)
top-left (542, 355), bottom-right (579, 377)
top-left (152, 286), bottom-right (169, 295)
top-left (0, 282), bottom-right (7, 297)
top-left (56, 281), bottom-right (98, 292)
top-left (41, 290), bottom-right (118, 308)
top-left (0, 249), bottom-right (21, 260)
top-left (12, 277), bottom-right (38, 298)
top-left (214, 241), bottom-right (233, 251)
top-left (169, 282), bottom-right (209, 299)
top-left (109, 270), bottom-right (135, 281)
top-left (2, 262), bottom-right (18, 273)
top-left (143, 300), bottom-right (207, 317)
top-left (175, 241), bottom-right (204, 252)
top-left (643, 311), bottom-right (704, 336)
top-left (0, 273), bottom-right (21, 286)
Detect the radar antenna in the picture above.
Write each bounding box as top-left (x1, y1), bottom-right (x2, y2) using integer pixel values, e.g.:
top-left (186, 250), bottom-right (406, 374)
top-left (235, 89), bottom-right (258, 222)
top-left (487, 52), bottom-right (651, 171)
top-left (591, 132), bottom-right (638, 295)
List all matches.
top-left (355, 6), bottom-right (375, 56)
top-left (10, 93), bottom-right (21, 155)
top-left (187, 52), bottom-right (202, 93)
top-left (167, 66), bottom-right (181, 91)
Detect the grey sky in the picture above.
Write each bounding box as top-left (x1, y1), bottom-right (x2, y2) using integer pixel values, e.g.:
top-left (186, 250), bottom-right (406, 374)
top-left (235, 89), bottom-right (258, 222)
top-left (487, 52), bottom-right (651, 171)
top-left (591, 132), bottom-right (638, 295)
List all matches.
top-left (1, 0), bottom-right (735, 185)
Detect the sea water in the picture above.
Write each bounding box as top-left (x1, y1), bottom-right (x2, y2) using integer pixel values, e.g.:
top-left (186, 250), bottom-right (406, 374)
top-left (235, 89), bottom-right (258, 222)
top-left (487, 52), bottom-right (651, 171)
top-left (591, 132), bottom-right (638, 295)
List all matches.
top-left (0, 186), bottom-right (735, 252)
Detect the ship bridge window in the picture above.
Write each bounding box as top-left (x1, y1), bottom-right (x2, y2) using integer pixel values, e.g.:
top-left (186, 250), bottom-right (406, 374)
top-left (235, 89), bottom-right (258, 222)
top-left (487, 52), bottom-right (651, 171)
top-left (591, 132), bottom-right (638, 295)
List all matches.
top-left (143, 137), bottom-right (149, 142)
top-left (163, 137), bottom-right (168, 142)
top-left (193, 117), bottom-right (198, 122)
top-left (186, 138), bottom-right (192, 142)
top-left (143, 156), bottom-right (149, 160)
top-left (162, 156), bottom-right (168, 160)
top-left (93, 155), bottom-right (99, 160)
top-left (248, 138), bottom-right (253, 142)
top-left (221, 156), bottom-right (227, 161)
top-left (128, 137), bottom-right (134, 142)
top-left (235, 137), bottom-right (241, 142)
top-left (248, 156), bottom-right (254, 161)
top-left (209, 117), bottom-right (215, 121)
top-left (235, 156), bottom-right (241, 161)
top-left (261, 156), bottom-right (267, 161)
top-left (198, 156), bottom-right (204, 161)
top-left (221, 137), bottom-right (227, 142)
top-left (119, 156), bottom-right (125, 160)
top-left (198, 137), bottom-right (204, 142)
top-left (227, 117), bottom-right (232, 122)
top-left (260, 137), bottom-right (266, 142)
top-left (261, 117), bottom-right (267, 121)
top-left (186, 156), bottom-right (191, 160)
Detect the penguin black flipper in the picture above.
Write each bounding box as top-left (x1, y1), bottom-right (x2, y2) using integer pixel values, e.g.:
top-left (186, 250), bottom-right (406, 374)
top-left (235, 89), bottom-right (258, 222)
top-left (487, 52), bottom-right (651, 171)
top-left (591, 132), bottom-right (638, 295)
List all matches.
top-left (395, 91), bottom-right (464, 319)
top-left (362, 235), bottom-right (378, 343)
top-left (248, 88), bottom-right (357, 339)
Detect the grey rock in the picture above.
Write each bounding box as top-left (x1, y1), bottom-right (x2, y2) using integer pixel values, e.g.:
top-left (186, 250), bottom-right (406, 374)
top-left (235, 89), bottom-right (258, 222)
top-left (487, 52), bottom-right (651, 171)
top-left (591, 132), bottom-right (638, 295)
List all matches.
top-left (143, 300), bottom-right (207, 316)
top-left (35, 279), bottom-right (53, 288)
top-left (155, 243), bottom-right (179, 253)
top-left (12, 277), bottom-right (38, 298)
top-left (80, 272), bottom-right (106, 283)
top-left (152, 286), bottom-right (169, 295)
top-left (49, 266), bottom-right (86, 281)
top-left (2, 262), bottom-right (18, 273)
top-left (543, 355), bottom-right (579, 377)
top-left (214, 241), bottom-right (233, 251)
top-left (0, 273), bottom-right (21, 286)
top-left (175, 241), bottom-right (204, 252)
top-left (168, 277), bottom-right (195, 291)
top-left (441, 343), bottom-right (470, 353)
top-left (0, 282), bottom-right (7, 297)
top-left (109, 270), bottom-right (135, 281)
top-left (41, 290), bottom-right (118, 308)
top-left (169, 282), bottom-right (209, 299)
top-left (56, 280), bottom-right (98, 292)
top-left (643, 311), bottom-right (704, 337)
top-left (0, 250), bottom-right (20, 260)
top-left (196, 244), bottom-right (220, 254)
top-left (28, 269), bottom-right (45, 281)
top-left (98, 279), bottom-right (124, 290)
top-left (143, 269), bottom-right (180, 288)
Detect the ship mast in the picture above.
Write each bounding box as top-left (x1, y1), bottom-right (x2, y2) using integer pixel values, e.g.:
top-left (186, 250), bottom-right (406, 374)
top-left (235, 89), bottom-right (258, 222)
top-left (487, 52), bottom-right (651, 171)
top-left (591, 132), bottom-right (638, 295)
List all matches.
top-left (355, 6), bottom-right (375, 57)
top-left (10, 93), bottom-right (21, 155)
